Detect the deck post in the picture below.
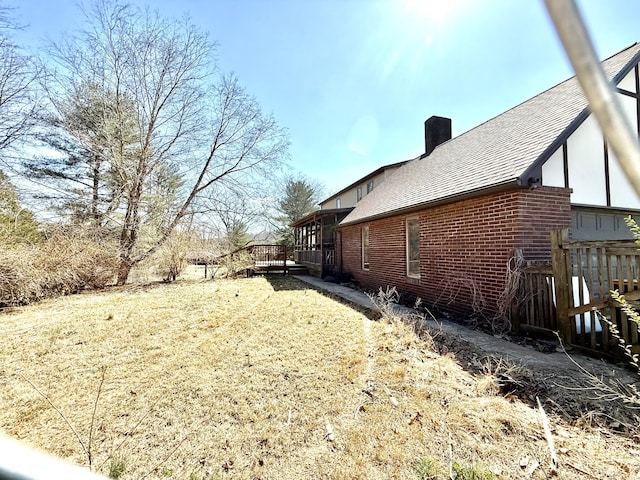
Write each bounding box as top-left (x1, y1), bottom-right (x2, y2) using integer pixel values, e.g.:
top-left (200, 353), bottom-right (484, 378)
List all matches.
top-left (551, 229), bottom-right (571, 345)
top-left (284, 245), bottom-right (288, 275)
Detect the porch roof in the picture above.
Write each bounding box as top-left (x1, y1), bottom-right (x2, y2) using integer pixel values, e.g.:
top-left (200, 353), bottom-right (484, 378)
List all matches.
top-left (291, 207), bottom-right (354, 228)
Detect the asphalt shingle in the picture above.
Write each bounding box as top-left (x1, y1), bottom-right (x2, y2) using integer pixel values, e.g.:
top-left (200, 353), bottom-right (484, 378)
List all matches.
top-left (341, 43), bottom-right (640, 226)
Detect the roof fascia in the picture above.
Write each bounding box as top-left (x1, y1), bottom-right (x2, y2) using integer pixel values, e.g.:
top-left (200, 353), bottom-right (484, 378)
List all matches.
top-left (290, 207), bottom-right (354, 227)
top-left (519, 47), bottom-right (640, 185)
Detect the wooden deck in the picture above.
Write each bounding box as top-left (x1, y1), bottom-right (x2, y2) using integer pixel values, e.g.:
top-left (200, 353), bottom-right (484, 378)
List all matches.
top-left (218, 245), bottom-right (309, 276)
top-left (252, 259), bottom-right (309, 275)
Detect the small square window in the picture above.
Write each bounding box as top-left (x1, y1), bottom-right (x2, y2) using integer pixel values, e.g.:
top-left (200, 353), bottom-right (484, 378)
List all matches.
top-left (366, 180), bottom-right (374, 194)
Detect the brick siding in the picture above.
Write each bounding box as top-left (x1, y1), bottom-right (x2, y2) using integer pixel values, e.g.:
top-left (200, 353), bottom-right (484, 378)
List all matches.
top-left (340, 186), bottom-right (571, 316)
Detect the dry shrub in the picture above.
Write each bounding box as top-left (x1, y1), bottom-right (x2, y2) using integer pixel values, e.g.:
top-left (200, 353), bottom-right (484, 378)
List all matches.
top-left (219, 249), bottom-right (254, 278)
top-left (0, 226), bottom-right (118, 306)
top-left (368, 286), bottom-right (437, 351)
top-left (0, 247), bottom-right (41, 306)
top-left (148, 231), bottom-right (192, 282)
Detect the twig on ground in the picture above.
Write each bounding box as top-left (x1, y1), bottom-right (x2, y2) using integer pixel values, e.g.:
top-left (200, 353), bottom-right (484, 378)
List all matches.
top-left (18, 372), bottom-right (89, 460)
top-left (140, 433), bottom-right (190, 479)
top-left (95, 395), bottom-right (163, 471)
top-left (537, 396), bottom-right (558, 476)
top-left (382, 384), bottom-right (398, 407)
top-left (448, 432), bottom-right (453, 480)
top-left (87, 366), bottom-right (107, 470)
top-left (554, 332), bottom-right (640, 408)
top-left (566, 461), bottom-right (600, 479)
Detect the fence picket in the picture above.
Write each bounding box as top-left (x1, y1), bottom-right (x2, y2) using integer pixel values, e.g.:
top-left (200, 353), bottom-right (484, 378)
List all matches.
top-left (519, 232), bottom-right (639, 360)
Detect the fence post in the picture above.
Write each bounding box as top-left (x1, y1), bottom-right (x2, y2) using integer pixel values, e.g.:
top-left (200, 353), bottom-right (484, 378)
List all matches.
top-left (551, 229), bottom-right (571, 345)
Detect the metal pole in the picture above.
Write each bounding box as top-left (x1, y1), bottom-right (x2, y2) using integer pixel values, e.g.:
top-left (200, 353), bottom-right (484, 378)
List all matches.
top-left (545, 0), bottom-right (640, 197)
top-left (0, 435), bottom-right (105, 480)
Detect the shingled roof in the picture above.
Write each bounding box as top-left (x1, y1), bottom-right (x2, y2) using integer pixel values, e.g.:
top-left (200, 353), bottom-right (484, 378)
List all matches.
top-left (341, 43), bottom-right (640, 226)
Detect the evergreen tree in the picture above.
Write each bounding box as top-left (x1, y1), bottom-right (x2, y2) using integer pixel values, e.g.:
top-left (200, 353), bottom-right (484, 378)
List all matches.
top-left (24, 81), bottom-right (139, 226)
top-left (0, 170), bottom-right (40, 244)
top-left (274, 177), bottom-right (320, 249)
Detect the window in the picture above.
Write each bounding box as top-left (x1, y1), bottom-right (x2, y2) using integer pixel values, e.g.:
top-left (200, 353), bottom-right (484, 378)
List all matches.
top-left (336, 198), bottom-right (341, 208)
top-left (362, 225), bottom-right (370, 270)
top-left (406, 217), bottom-right (420, 278)
top-left (366, 180), bottom-right (374, 194)
top-left (356, 187), bottom-right (362, 202)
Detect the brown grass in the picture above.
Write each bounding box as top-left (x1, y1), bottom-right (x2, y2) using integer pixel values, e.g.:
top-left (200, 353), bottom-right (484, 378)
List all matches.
top-left (0, 274), bottom-right (638, 479)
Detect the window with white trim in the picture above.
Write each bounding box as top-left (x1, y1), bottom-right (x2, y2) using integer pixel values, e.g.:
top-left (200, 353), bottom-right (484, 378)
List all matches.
top-left (406, 217), bottom-right (420, 278)
top-left (336, 198), bottom-right (341, 208)
top-left (356, 187), bottom-right (362, 202)
top-left (362, 225), bottom-right (370, 270)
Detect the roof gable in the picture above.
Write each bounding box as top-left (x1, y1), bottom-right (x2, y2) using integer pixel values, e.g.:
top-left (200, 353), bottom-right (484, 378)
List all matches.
top-left (318, 160), bottom-right (408, 206)
top-left (341, 43), bottom-right (640, 226)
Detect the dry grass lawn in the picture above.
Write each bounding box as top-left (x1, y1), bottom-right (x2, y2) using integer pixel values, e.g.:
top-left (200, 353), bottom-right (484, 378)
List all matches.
top-left (0, 274), bottom-right (638, 479)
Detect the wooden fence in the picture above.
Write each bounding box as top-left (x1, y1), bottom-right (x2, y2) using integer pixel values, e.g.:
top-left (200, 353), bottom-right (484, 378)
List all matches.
top-left (516, 229), bottom-right (640, 360)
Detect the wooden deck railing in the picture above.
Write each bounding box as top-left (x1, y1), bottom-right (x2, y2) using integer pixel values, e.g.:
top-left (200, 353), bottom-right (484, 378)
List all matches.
top-left (215, 244), bottom-right (289, 274)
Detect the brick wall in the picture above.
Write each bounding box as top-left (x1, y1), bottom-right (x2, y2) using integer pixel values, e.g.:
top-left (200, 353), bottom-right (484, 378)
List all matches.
top-left (340, 186), bottom-right (571, 316)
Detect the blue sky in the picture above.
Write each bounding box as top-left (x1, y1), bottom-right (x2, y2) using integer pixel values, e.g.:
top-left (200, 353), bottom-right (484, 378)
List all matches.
top-left (11, 0), bottom-right (640, 197)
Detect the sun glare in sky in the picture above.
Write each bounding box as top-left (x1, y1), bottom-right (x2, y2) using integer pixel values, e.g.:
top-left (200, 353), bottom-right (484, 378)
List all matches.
top-left (405, 0), bottom-right (470, 24)
top-left (376, 0), bottom-right (472, 83)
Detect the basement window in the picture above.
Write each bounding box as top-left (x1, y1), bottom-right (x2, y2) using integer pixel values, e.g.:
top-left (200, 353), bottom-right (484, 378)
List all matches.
top-left (406, 217), bottom-right (420, 278)
top-left (362, 225), bottom-right (370, 270)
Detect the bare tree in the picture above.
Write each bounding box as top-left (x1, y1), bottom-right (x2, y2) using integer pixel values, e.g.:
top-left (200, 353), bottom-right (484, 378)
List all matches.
top-left (38, 0), bottom-right (288, 284)
top-left (200, 187), bottom-right (262, 252)
top-left (0, 5), bottom-right (40, 159)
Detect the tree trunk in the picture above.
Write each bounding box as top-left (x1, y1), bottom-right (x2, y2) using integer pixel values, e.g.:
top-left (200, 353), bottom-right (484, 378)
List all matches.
top-left (116, 259), bottom-right (132, 286)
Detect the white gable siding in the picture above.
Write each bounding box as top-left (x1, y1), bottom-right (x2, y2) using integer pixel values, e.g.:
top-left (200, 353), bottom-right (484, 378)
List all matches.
top-left (608, 146), bottom-right (640, 208)
top-left (320, 166), bottom-right (402, 210)
top-left (618, 68), bottom-right (637, 92)
top-left (541, 147), bottom-right (564, 188)
top-left (566, 115), bottom-right (607, 205)
top-left (541, 82), bottom-right (640, 210)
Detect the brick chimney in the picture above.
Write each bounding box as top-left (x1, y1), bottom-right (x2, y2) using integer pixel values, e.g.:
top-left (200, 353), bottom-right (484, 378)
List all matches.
top-left (424, 116), bottom-right (452, 156)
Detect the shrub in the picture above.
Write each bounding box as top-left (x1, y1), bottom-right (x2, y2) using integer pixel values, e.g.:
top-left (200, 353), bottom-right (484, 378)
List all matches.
top-left (107, 454), bottom-right (128, 479)
top-left (150, 231), bottom-right (192, 282)
top-left (0, 226), bottom-right (119, 306)
top-left (452, 461), bottom-right (497, 480)
top-left (414, 458), bottom-right (437, 479)
top-left (219, 249), bottom-right (255, 278)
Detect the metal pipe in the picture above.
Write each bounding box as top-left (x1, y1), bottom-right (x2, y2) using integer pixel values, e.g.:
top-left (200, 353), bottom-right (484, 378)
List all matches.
top-left (545, 0), bottom-right (640, 197)
top-left (0, 436), bottom-right (105, 480)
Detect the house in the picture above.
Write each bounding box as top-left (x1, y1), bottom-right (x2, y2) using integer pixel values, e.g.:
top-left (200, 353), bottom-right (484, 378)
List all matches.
top-left (292, 161), bottom-right (406, 277)
top-left (319, 161), bottom-right (407, 210)
top-left (334, 43), bottom-right (640, 318)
